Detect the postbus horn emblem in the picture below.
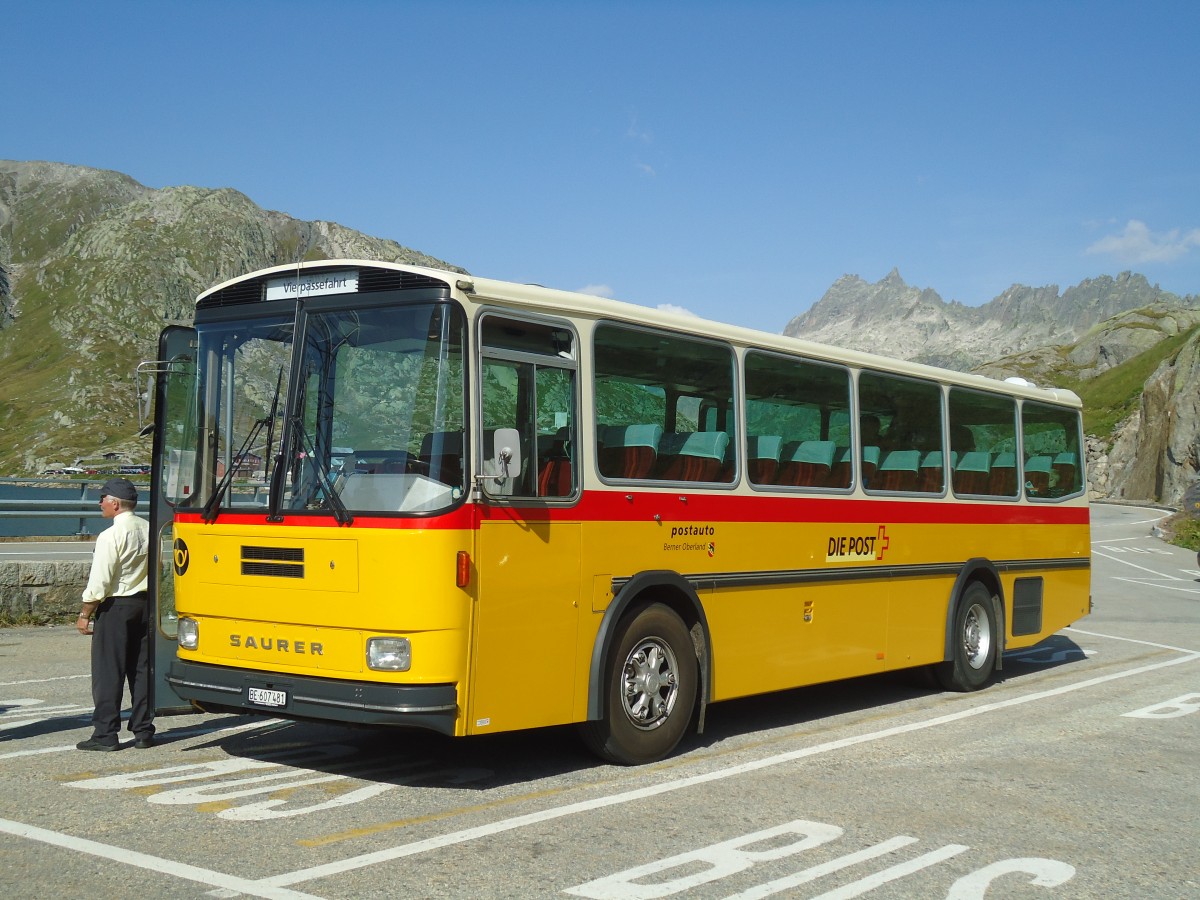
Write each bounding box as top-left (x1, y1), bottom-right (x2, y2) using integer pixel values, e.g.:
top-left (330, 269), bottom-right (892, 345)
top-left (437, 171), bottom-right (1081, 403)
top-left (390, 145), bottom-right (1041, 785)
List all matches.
top-left (173, 538), bottom-right (190, 576)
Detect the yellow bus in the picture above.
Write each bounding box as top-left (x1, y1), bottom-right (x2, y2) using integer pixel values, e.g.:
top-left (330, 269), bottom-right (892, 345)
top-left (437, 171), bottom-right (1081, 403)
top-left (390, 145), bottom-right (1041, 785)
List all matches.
top-left (146, 260), bottom-right (1090, 764)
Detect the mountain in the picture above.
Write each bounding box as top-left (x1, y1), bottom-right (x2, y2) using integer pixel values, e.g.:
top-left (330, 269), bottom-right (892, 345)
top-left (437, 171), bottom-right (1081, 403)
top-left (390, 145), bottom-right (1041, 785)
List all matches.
top-left (788, 270), bottom-right (1200, 504)
top-left (785, 268), bottom-right (1191, 371)
top-left (0, 160), bottom-right (463, 475)
top-left (2, 160), bottom-right (1198, 504)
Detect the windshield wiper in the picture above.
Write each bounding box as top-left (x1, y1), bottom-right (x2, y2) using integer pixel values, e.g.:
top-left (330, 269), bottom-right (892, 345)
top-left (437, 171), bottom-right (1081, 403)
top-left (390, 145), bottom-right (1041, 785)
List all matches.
top-left (202, 368), bottom-right (283, 523)
top-left (290, 415), bottom-right (353, 526)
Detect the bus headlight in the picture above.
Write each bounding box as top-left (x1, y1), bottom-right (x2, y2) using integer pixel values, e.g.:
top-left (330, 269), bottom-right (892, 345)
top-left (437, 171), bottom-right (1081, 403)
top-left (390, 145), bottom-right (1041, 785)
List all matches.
top-left (366, 637), bottom-right (411, 671)
top-left (178, 617), bottom-right (199, 650)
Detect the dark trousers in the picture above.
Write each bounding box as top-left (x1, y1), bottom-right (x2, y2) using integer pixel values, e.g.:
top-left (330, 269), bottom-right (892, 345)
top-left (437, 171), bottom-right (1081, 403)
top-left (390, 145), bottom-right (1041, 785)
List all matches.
top-left (89, 593), bottom-right (154, 745)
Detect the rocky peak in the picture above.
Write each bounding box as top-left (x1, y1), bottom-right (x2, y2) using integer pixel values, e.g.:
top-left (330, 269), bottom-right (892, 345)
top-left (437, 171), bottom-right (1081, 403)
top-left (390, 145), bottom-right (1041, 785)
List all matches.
top-left (785, 269), bottom-right (1196, 372)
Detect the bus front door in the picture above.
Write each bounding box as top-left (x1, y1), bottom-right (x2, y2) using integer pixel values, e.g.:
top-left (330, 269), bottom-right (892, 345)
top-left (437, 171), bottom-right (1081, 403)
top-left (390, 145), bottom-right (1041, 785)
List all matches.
top-left (470, 335), bottom-right (583, 735)
top-left (471, 509), bottom-right (582, 734)
top-left (146, 325), bottom-right (197, 715)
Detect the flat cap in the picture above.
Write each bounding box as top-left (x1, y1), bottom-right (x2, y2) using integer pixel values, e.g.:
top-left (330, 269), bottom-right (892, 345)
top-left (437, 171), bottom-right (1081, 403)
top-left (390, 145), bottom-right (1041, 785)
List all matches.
top-left (100, 477), bottom-right (138, 502)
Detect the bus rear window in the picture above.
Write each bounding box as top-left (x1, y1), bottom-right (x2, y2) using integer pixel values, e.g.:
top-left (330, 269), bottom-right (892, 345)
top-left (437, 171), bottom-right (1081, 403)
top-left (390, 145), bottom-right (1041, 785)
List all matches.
top-left (1022, 401), bottom-right (1084, 499)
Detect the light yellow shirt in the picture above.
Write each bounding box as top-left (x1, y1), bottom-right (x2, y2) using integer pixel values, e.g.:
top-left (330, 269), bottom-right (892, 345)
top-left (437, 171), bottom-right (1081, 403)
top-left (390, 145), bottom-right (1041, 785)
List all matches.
top-left (82, 510), bottom-right (150, 602)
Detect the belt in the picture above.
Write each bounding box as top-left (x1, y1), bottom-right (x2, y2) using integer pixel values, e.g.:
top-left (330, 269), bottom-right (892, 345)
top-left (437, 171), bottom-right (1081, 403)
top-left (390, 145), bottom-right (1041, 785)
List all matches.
top-left (111, 591), bottom-right (149, 600)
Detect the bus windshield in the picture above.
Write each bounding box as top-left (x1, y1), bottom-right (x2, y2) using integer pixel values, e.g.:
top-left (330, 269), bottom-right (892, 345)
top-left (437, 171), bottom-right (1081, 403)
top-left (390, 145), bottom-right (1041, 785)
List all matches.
top-left (164, 301), bottom-right (466, 516)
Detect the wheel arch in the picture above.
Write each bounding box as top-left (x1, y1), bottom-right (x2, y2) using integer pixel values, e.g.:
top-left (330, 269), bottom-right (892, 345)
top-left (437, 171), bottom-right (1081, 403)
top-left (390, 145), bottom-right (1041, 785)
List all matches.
top-left (944, 558), bottom-right (1007, 671)
top-left (586, 570), bottom-right (712, 730)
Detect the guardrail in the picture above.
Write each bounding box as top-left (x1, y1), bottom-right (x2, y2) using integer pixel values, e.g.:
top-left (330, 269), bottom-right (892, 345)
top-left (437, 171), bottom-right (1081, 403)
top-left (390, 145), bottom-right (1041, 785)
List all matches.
top-left (0, 478), bottom-right (149, 537)
top-left (0, 478), bottom-right (271, 538)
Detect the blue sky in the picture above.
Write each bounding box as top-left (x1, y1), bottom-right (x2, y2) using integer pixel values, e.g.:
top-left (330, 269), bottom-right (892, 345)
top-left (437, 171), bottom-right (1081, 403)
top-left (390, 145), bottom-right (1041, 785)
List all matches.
top-left (6, 1), bottom-right (1199, 331)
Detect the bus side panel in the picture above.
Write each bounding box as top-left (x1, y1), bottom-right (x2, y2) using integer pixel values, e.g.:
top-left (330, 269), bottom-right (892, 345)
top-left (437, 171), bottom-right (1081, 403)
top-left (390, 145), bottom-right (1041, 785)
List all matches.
top-left (703, 580), bottom-right (892, 699)
top-left (884, 517), bottom-right (1090, 664)
top-left (573, 498), bottom-right (1090, 709)
top-left (467, 517), bottom-right (582, 735)
top-left (578, 512), bottom-right (895, 703)
top-left (1003, 567), bottom-right (1092, 651)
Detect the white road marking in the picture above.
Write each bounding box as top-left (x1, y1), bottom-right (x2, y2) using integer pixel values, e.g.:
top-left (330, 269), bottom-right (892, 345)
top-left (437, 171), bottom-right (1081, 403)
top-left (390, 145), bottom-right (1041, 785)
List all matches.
top-left (1088, 506), bottom-right (1170, 528)
top-left (803, 843), bottom-right (970, 900)
top-left (1091, 547), bottom-right (1193, 583)
top-left (258, 637), bottom-right (1199, 889)
top-left (1065, 627), bottom-right (1198, 655)
top-left (0, 715), bottom-right (280, 761)
top-left (1112, 577), bottom-right (1200, 595)
top-left (0, 674), bottom-right (89, 687)
top-left (0, 816), bottom-right (322, 900)
top-left (716, 836), bottom-right (921, 900)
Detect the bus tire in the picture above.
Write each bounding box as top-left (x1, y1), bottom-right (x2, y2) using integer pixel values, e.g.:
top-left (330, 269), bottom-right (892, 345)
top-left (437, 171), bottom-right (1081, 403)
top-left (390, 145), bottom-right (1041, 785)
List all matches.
top-left (579, 603), bottom-right (697, 765)
top-left (935, 581), bottom-right (998, 692)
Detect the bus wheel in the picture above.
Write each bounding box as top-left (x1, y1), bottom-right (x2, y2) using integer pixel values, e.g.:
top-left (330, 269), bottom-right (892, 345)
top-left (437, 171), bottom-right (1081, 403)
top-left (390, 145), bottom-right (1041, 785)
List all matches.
top-left (935, 582), bottom-right (998, 692)
top-left (579, 603), bottom-right (697, 765)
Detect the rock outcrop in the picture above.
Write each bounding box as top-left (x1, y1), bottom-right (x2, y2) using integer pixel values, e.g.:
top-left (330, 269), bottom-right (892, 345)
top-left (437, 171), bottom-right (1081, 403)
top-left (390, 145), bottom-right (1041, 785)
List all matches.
top-left (0, 160), bottom-right (463, 475)
top-left (1095, 331), bottom-right (1200, 504)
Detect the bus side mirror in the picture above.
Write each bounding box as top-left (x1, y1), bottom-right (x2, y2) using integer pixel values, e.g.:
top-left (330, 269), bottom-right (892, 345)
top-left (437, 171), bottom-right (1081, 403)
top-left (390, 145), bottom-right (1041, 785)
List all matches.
top-left (492, 428), bottom-right (521, 483)
top-left (477, 427), bottom-right (521, 496)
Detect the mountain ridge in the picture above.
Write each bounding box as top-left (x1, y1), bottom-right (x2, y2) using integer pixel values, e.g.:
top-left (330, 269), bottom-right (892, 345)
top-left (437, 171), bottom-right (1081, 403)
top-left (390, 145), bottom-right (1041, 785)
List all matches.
top-left (785, 268), bottom-right (1196, 373)
top-left (0, 159), bottom-right (463, 474)
top-left (2, 159), bottom-right (1197, 502)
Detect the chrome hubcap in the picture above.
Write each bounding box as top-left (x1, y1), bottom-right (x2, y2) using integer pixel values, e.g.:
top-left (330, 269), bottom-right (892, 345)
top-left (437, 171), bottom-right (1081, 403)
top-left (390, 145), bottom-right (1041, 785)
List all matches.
top-left (621, 637), bottom-right (679, 730)
top-left (963, 602), bottom-right (992, 670)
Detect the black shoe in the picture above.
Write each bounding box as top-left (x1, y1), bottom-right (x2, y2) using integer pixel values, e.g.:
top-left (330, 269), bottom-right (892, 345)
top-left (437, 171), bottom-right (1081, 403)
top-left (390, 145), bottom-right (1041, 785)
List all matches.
top-left (133, 736), bottom-right (155, 749)
top-left (77, 738), bottom-right (119, 752)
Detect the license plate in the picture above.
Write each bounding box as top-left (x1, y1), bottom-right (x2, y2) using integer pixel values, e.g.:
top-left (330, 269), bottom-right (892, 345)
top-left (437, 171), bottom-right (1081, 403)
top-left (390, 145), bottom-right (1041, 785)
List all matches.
top-left (247, 687), bottom-right (287, 708)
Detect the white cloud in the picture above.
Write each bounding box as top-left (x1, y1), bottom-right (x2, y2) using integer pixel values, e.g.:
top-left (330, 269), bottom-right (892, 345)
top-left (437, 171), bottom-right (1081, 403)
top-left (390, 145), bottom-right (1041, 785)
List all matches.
top-left (626, 114), bottom-right (653, 143)
top-left (626, 112), bottom-right (657, 175)
top-left (577, 283), bottom-right (614, 298)
top-left (657, 303), bottom-right (698, 317)
top-left (1086, 219), bottom-right (1200, 263)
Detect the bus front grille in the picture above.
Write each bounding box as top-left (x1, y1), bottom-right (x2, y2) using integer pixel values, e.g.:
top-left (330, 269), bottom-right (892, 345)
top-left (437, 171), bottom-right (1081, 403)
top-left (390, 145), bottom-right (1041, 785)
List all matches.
top-left (241, 545), bottom-right (304, 578)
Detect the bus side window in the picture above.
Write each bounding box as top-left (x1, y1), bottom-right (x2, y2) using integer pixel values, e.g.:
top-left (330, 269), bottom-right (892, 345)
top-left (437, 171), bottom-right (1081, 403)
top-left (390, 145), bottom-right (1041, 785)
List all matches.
top-left (948, 388), bottom-right (1018, 497)
top-left (600, 424), bottom-right (663, 479)
top-left (744, 350), bottom-right (851, 490)
top-left (1021, 401), bottom-right (1083, 498)
top-left (594, 323), bottom-right (735, 484)
top-left (859, 371), bottom-right (943, 493)
top-left (534, 365), bottom-right (575, 497)
top-left (480, 314), bottom-right (578, 501)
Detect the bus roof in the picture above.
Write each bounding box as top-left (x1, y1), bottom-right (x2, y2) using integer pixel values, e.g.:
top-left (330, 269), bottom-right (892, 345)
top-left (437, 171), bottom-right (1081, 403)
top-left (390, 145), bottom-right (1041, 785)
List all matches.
top-left (196, 259), bottom-right (1082, 409)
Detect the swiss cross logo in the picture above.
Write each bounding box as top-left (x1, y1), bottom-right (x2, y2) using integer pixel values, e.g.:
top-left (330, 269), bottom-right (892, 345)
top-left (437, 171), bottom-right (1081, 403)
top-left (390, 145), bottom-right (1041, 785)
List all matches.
top-left (875, 525), bottom-right (890, 560)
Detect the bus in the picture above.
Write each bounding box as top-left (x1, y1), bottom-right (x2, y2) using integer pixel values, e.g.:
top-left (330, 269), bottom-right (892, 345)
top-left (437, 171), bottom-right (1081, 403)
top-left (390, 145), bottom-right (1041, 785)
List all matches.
top-left (145, 260), bottom-right (1090, 765)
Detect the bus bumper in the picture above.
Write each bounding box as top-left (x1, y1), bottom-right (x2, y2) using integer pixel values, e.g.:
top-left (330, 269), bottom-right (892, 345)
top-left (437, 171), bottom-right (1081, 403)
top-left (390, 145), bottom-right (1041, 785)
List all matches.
top-left (166, 659), bottom-right (459, 735)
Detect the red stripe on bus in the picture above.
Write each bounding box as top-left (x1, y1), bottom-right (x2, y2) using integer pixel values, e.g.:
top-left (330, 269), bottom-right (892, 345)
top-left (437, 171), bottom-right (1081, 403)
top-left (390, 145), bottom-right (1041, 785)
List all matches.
top-left (175, 491), bottom-right (1087, 529)
top-left (577, 491), bottom-right (1088, 526)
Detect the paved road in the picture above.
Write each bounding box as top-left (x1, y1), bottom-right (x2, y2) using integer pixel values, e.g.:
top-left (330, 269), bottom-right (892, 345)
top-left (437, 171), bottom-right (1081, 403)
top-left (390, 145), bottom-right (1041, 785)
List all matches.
top-left (1, 503), bottom-right (1197, 898)
top-left (0, 540), bottom-right (97, 562)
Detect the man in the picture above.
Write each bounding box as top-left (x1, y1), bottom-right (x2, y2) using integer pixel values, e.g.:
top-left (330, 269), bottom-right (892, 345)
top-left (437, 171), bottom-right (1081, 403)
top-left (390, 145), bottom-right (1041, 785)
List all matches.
top-left (76, 477), bottom-right (154, 751)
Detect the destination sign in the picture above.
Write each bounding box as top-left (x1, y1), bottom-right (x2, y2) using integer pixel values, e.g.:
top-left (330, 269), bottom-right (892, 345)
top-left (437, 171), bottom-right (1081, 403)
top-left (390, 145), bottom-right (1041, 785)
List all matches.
top-left (265, 270), bottom-right (358, 301)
